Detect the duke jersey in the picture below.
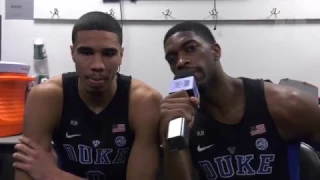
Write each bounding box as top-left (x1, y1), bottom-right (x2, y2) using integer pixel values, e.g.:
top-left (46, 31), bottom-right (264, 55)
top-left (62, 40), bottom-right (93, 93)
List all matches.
top-left (189, 78), bottom-right (300, 180)
top-left (52, 72), bottom-right (135, 180)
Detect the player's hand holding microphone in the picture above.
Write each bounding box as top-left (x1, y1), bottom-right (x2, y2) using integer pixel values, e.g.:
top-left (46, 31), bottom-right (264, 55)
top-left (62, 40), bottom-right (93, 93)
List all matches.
top-left (160, 70), bottom-right (200, 152)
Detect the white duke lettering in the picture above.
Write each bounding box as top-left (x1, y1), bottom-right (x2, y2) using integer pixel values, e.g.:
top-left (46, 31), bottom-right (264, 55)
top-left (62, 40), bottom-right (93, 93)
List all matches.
top-left (63, 144), bottom-right (130, 165)
top-left (198, 154), bottom-right (275, 179)
top-left (62, 144), bottom-right (130, 180)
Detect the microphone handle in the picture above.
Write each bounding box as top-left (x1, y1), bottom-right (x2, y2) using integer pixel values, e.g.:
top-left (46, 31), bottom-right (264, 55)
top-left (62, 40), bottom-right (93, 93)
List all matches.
top-left (166, 117), bottom-right (190, 152)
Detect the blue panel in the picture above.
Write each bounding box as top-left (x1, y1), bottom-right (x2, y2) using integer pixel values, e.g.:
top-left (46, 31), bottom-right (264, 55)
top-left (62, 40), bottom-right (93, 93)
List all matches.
top-left (287, 143), bottom-right (300, 180)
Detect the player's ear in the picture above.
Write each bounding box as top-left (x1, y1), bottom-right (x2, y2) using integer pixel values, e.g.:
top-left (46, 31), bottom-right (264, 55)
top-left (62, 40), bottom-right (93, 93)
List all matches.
top-left (70, 45), bottom-right (76, 63)
top-left (211, 43), bottom-right (221, 61)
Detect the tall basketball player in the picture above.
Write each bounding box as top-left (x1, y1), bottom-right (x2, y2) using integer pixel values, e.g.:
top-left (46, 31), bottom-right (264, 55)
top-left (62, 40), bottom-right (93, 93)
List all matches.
top-left (160, 21), bottom-right (320, 180)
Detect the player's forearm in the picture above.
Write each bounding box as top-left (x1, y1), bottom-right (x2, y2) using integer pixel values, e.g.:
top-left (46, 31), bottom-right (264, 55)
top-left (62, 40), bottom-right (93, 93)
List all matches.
top-left (47, 169), bottom-right (86, 180)
top-left (163, 144), bottom-right (194, 180)
top-left (14, 170), bottom-right (33, 180)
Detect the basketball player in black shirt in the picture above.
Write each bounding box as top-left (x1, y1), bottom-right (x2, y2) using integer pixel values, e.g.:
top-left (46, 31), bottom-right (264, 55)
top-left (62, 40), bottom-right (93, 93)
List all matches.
top-left (160, 21), bottom-right (320, 180)
top-left (13, 12), bottom-right (162, 180)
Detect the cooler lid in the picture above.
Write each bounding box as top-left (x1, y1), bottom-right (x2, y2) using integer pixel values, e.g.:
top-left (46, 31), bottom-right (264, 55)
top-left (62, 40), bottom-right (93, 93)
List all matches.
top-left (0, 61), bottom-right (30, 75)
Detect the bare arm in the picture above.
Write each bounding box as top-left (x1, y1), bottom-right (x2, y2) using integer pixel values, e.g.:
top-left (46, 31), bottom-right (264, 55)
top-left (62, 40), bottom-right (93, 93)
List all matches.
top-left (15, 82), bottom-right (62, 180)
top-left (14, 80), bottom-right (86, 180)
top-left (267, 84), bottom-right (320, 143)
top-left (160, 91), bottom-right (198, 180)
top-left (162, 117), bottom-right (194, 180)
top-left (163, 147), bottom-right (194, 180)
top-left (126, 84), bottom-right (162, 180)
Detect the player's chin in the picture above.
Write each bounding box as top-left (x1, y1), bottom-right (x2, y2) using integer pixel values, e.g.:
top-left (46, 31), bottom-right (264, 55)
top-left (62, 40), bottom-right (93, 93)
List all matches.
top-left (85, 84), bottom-right (109, 94)
top-left (86, 88), bottom-right (105, 95)
top-left (194, 73), bottom-right (205, 83)
top-left (196, 78), bottom-right (208, 88)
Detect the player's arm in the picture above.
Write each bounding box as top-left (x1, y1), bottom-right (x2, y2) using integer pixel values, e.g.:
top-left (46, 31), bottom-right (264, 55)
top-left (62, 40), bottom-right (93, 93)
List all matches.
top-left (266, 83), bottom-right (320, 144)
top-left (160, 91), bottom-right (196, 180)
top-left (126, 82), bottom-right (162, 180)
top-left (14, 82), bottom-right (62, 180)
top-left (162, 146), bottom-right (194, 180)
top-left (14, 81), bottom-right (86, 180)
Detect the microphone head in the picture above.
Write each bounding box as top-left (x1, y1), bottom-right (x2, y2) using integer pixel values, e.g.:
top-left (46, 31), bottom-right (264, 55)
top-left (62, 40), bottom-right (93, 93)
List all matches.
top-left (170, 69), bottom-right (200, 99)
top-left (174, 69), bottom-right (194, 80)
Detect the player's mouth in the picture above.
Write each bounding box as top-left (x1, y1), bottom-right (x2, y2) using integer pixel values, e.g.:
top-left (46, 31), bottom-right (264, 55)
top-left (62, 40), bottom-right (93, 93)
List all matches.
top-left (88, 78), bottom-right (105, 87)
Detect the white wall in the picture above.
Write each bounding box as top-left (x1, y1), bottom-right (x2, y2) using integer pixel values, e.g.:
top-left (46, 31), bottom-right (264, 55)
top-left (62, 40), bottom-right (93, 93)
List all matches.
top-left (2, 0), bottom-right (320, 95)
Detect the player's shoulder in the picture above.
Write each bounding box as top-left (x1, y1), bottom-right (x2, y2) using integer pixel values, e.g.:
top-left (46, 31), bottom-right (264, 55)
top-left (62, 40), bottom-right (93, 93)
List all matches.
top-left (28, 75), bottom-right (63, 100)
top-left (130, 78), bottom-right (163, 104)
top-left (264, 82), bottom-right (312, 106)
top-left (264, 82), bottom-right (317, 122)
top-left (128, 78), bottom-right (162, 133)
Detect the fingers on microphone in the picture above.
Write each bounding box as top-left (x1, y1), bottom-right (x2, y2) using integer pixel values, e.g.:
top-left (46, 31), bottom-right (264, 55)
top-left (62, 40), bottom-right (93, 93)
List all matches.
top-left (160, 108), bottom-right (194, 125)
top-left (162, 97), bottom-right (190, 104)
top-left (190, 96), bottom-right (200, 106)
top-left (160, 97), bottom-right (196, 121)
top-left (188, 116), bottom-right (195, 128)
top-left (161, 102), bottom-right (192, 111)
top-left (168, 90), bottom-right (189, 98)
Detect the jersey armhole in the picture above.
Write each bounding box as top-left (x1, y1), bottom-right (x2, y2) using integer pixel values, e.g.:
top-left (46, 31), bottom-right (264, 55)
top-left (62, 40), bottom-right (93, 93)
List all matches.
top-left (52, 72), bottom-right (77, 138)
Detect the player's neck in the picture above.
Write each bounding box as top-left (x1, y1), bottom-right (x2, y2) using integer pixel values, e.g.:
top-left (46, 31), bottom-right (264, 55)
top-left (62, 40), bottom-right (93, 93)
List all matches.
top-left (79, 76), bottom-right (117, 110)
top-left (202, 73), bottom-right (235, 106)
top-left (201, 73), bottom-right (245, 121)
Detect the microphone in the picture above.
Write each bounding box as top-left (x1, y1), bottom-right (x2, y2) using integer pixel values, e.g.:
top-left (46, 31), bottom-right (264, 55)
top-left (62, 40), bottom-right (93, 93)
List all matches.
top-left (166, 70), bottom-right (200, 152)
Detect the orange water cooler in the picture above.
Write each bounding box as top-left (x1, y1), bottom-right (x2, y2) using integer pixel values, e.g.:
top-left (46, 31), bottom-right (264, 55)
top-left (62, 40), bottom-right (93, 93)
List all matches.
top-left (0, 62), bottom-right (35, 137)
